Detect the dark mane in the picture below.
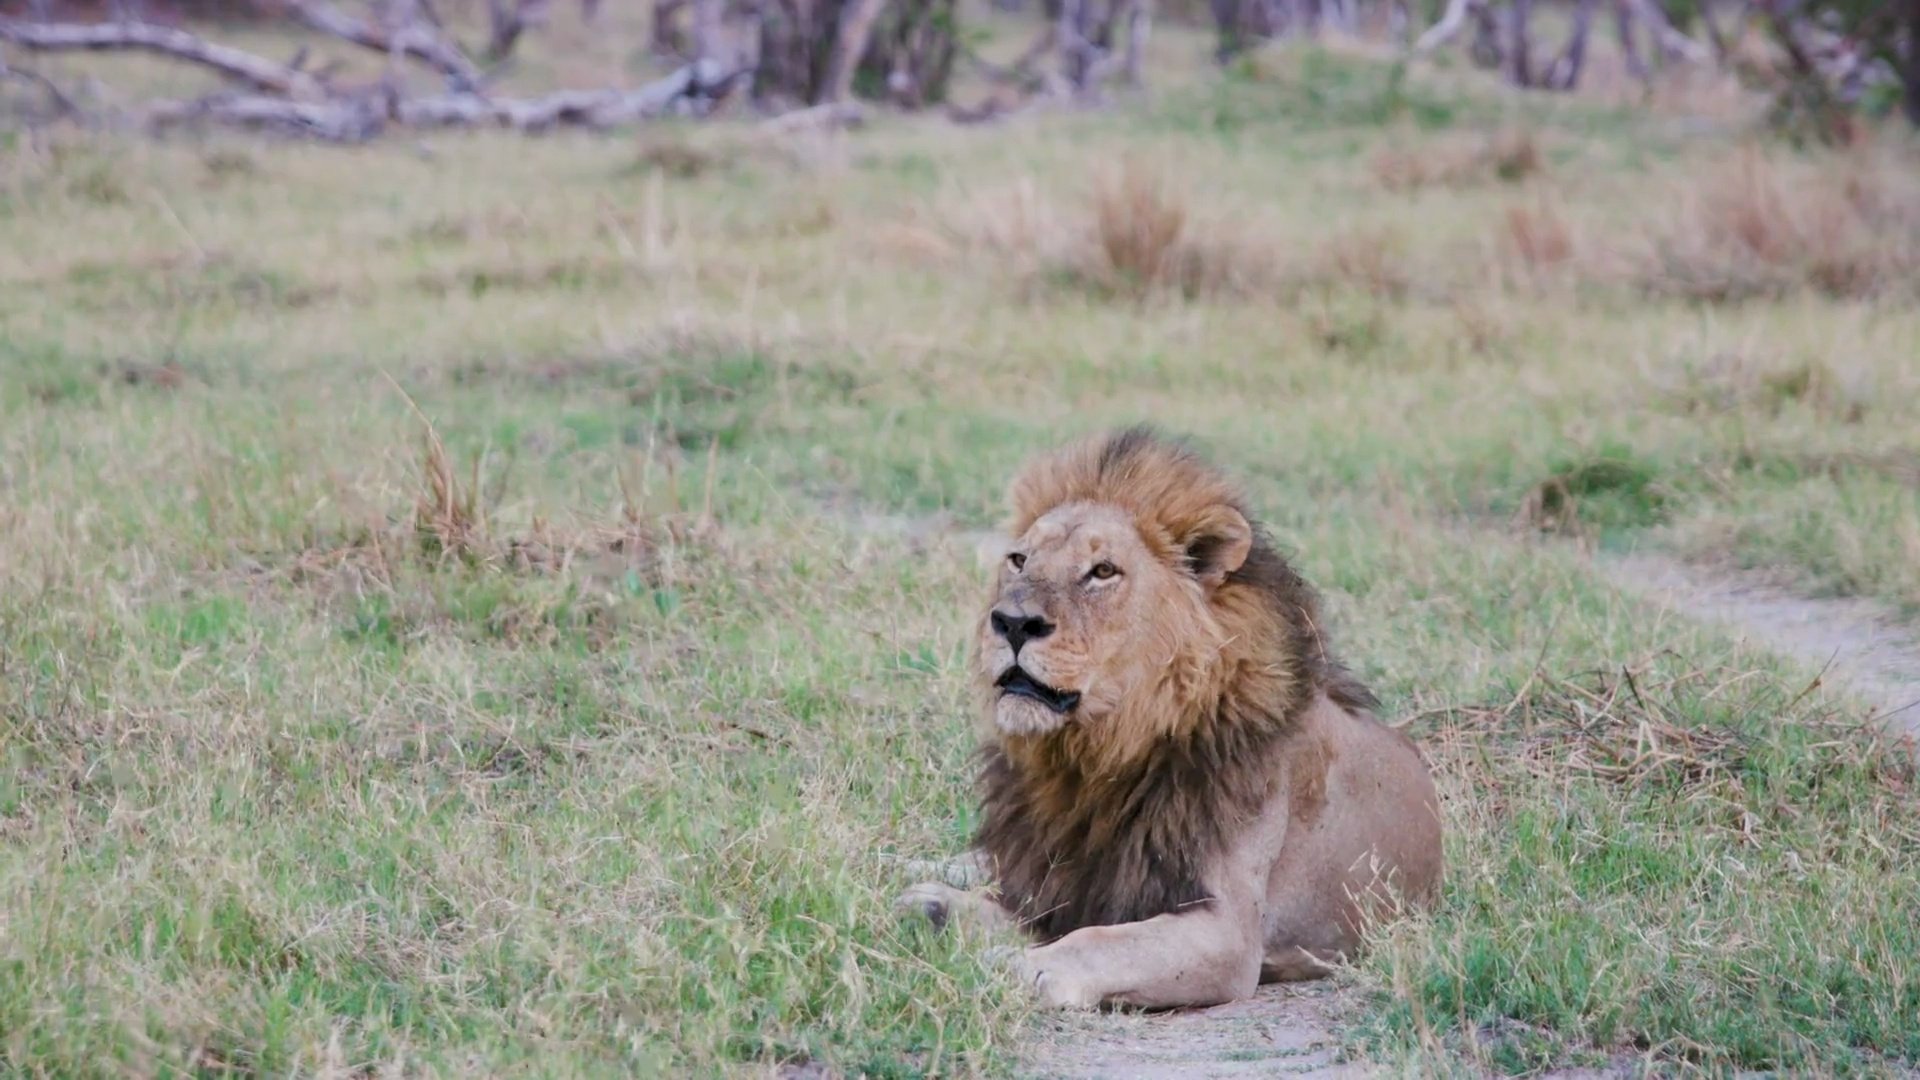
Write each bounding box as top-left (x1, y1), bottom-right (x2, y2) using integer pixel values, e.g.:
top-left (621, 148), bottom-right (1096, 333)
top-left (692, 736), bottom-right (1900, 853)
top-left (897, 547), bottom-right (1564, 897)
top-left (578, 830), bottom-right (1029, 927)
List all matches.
top-left (973, 428), bottom-right (1375, 941)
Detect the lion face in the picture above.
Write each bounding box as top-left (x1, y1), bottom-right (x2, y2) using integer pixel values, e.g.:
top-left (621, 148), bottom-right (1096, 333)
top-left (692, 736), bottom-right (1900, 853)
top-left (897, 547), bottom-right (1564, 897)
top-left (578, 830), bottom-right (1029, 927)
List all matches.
top-left (977, 499), bottom-right (1252, 739)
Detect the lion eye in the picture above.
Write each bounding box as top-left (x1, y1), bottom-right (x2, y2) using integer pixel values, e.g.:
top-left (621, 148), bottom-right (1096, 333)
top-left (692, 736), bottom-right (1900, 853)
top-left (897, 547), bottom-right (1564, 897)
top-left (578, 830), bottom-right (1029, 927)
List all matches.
top-left (1007, 552), bottom-right (1027, 572)
top-left (1088, 561), bottom-right (1119, 581)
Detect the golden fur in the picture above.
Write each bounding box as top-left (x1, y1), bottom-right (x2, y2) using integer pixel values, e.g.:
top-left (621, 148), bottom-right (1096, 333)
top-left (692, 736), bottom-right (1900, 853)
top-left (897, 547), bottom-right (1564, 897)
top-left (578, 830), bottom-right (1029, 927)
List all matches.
top-left (968, 426), bottom-right (1378, 941)
top-left (897, 427), bottom-right (1442, 1010)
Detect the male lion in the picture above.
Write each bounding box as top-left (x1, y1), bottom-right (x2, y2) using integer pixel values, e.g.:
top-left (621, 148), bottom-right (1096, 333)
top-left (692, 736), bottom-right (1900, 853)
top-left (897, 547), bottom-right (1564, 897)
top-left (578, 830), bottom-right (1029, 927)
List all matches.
top-left (897, 426), bottom-right (1443, 1010)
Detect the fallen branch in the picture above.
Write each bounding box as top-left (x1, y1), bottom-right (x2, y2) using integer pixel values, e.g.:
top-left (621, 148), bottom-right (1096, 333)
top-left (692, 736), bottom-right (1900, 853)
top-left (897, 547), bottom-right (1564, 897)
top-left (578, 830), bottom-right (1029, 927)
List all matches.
top-left (286, 0), bottom-right (484, 91)
top-left (146, 91), bottom-right (385, 140)
top-left (1627, 0), bottom-right (1711, 63)
top-left (400, 64), bottom-right (716, 128)
top-left (0, 54), bottom-right (82, 119)
top-left (1413, 0), bottom-right (1478, 54)
top-left (0, 18), bottom-right (328, 98)
top-left (146, 60), bottom-right (744, 140)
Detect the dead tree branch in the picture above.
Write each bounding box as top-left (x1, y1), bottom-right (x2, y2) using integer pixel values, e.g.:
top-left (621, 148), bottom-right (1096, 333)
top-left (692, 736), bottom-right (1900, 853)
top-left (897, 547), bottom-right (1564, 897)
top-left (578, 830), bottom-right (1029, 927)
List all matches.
top-left (149, 59), bottom-right (743, 139)
top-left (285, 0), bottom-right (484, 90)
top-left (1509, 0), bottom-right (1534, 85)
top-left (0, 52), bottom-right (82, 119)
top-left (1628, 0), bottom-right (1710, 63)
top-left (0, 18), bottom-right (328, 97)
top-left (1413, 0), bottom-right (1480, 53)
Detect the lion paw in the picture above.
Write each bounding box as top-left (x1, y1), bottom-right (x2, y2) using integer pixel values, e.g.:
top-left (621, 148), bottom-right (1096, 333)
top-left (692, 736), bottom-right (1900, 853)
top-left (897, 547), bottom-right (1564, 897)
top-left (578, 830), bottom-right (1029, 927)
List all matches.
top-left (1013, 952), bottom-right (1102, 1010)
top-left (894, 881), bottom-right (962, 930)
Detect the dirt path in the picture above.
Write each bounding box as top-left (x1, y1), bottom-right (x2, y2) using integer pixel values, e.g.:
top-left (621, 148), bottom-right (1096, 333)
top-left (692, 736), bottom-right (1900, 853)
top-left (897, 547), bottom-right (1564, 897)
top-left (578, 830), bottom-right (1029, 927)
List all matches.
top-left (1603, 550), bottom-right (1920, 745)
top-left (1018, 982), bottom-right (1366, 1079)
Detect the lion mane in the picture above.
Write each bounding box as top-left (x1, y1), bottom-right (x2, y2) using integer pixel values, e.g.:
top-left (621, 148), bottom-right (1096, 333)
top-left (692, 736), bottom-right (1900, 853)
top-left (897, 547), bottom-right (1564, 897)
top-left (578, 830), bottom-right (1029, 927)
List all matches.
top-left (971, 426), bottom-right (1377, 943)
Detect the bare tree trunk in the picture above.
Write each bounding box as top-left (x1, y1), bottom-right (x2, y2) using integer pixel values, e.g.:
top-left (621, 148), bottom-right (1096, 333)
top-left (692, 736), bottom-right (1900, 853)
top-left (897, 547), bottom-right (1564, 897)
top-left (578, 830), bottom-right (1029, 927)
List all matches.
top-left (1629, 0), bottom-right (1709, 62)
top-left (652, 0), bottom-right (689, 54)
top-left (1121, 0), bottom-right (1149, 86)
top-left (692, 0), bottom-right (724, 64)
top-left (1210, 0), bottom-right (1247, 59)
top-left (1057, 0), bottom-right (1092, 88)
top-left (1468, 0), bottom-right (1500, 67)
top-left (1614, 0), bottom-right (1648, 81)
top-left (755, 0), bottom-right (955, 106)
top-left (1902, 0), bottom-right (1920, 128)
top-left (1509, 0), bottom-right (1533, 85)
top-left (1547, 0), bottom-right (1596, 88)
top-left (822, 0), bottom-right (888, 101)
top-left (486, 0), bottom-right (546, 60)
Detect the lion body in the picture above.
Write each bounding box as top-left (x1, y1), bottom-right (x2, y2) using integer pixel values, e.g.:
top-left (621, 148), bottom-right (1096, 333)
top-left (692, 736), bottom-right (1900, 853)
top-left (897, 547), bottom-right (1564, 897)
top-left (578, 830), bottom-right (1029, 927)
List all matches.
top-left (897, 427), bottom-right (1443, 1009)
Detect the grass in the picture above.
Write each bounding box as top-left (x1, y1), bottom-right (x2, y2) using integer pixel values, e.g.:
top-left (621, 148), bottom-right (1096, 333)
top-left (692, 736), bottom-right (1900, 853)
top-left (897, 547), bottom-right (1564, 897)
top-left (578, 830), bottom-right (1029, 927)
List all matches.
top-left (4, 8), bottom-right (1920, 1076)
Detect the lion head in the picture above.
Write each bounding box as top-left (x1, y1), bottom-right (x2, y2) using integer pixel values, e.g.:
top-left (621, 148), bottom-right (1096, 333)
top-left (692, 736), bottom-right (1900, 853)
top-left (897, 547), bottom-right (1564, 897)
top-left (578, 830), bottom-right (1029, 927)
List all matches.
top-left (969, 426), bottom-right (1376, 939)
top-left (974, 426), bottom-right (1308, 768)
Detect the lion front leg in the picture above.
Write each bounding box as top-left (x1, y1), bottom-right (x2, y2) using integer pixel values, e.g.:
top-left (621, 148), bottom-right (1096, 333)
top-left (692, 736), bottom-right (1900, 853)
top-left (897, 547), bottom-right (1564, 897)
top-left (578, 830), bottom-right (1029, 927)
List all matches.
top-left (1014, 902), bottom-right (1264, 1010)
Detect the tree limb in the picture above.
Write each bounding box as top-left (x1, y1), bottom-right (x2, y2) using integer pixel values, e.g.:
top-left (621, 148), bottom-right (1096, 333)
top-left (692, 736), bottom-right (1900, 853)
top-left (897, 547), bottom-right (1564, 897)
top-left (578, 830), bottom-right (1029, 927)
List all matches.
top-left (285, 0), bottom-right (484, 91)
top-left (0, 18), bottom-right (328, 98)
top-left (0, 54), bottom-right (83, 119)
top-left (1627, 0), bottom-right (1710, 63)
top-left (145, 60), bottom-right (744, 140)
top-left (1413, 0), bottom-right (1476, 54)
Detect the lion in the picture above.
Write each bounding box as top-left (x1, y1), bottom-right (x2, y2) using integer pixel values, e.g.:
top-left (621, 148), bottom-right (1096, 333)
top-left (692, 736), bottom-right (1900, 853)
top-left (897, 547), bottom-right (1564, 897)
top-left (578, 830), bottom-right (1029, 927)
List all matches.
top-left (895, 426), bottom-right (1443, 1010)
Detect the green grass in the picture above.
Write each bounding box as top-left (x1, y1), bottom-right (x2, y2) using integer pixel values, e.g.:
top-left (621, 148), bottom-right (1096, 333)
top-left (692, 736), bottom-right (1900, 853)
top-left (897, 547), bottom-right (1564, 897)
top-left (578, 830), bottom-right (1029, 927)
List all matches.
top-left (4, 13), bottom-right (1920, 1077)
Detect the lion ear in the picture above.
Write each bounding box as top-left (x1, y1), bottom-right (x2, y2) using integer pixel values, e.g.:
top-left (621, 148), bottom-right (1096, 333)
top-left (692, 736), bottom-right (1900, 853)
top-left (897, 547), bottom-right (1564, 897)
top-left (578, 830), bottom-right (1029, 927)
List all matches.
top-left (1181, 506), bottom-right (1252, 590)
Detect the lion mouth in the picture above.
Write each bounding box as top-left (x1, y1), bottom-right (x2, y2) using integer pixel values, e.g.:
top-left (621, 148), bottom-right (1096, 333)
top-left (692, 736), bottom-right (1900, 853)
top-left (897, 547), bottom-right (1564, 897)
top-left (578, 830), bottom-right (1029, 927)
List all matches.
top-left (996, 667), bottom-right (1081, 714)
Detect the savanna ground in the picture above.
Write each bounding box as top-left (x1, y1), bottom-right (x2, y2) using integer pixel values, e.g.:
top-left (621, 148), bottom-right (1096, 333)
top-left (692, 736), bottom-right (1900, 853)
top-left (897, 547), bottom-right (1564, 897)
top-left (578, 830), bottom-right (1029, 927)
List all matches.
top-left (5, 5), bottom-right (1920, 1076)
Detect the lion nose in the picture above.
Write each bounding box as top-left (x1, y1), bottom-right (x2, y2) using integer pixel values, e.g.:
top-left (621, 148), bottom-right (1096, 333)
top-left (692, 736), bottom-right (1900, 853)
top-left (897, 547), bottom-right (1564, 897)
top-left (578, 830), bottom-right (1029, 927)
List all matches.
top-left (991, 608), bottom-right (1055, 653)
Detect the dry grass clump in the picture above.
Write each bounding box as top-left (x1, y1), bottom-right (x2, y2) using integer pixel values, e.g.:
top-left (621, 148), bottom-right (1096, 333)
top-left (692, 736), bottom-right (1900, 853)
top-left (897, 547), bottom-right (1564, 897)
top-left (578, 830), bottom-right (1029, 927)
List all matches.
top-left (1432, 661), bottom-right (1914, 801)
top-left (1092, 163), bottom-right (1189, 291)
top-left (1372, 126), bottom-right (1545, 193)
top-left (1313, 224), bottom-right (1411, 299)
top-left (1500, 198), bottom-right (1575, 276)
top-left (1076, 162), bottom-right (1283, 300)
top-left (1639, 147), bottom-right (1920, 303)
top-left (1651, 348), bottom-right (1874, 423)
top-left (874, 174), bottom-right (1065, 272)
top-left (385, 380), bottom-right (716, 589)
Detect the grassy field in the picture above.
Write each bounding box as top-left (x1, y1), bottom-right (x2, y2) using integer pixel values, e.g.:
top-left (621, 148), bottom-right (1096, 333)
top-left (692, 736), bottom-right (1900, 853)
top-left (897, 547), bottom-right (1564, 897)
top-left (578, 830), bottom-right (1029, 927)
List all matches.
top-left (4, 9), bottom-right (1920, 1076)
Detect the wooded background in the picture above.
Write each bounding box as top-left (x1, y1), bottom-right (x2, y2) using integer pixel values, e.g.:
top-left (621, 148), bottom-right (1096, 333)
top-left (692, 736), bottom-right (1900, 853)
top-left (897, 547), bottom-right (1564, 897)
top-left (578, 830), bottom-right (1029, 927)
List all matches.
top-left (2, 0), bottom-right (1915, 141)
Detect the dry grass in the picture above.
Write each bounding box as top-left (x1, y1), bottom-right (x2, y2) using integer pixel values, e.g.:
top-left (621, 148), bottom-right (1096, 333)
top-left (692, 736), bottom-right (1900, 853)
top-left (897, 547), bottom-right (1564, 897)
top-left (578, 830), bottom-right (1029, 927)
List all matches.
top-left (5, 24), bottom-right (1920, 1077)
top-left (1372, 126), bottom-right (1546, 193)
top-left (1650, 348), bottom-right (1875, 423)
top-left (1500, 197), bottom-right (1575, 275)
top-left (1639, 146), bottom-right (1920, 303)
top-left (1074, 161), bottom-right (1290, 301)
top-left (1091, 161), bottom-right (1190, 292)
top-left (1361, 655), bottom-right (1920, 1072)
